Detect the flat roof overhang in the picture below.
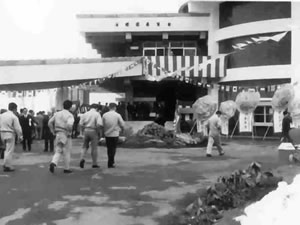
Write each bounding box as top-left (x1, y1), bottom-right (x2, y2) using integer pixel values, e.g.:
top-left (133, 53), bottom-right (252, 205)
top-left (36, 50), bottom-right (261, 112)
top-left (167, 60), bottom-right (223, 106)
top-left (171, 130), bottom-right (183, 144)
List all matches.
top-left (77, 13), bottom-right (210, 38)
top-left (0, 57), bottom-right (142, 91)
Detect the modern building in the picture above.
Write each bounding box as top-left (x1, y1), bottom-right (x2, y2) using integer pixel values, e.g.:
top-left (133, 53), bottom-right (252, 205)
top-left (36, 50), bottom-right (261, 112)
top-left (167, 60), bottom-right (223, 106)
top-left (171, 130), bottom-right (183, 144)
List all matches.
top-left (77, 1), bottom-right (296, 136)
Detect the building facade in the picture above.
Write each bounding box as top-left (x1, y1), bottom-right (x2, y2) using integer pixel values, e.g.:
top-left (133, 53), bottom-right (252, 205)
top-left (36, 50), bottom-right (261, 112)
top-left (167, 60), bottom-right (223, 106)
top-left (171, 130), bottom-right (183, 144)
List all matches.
top-left (77, 1), bottom-right (295, 136)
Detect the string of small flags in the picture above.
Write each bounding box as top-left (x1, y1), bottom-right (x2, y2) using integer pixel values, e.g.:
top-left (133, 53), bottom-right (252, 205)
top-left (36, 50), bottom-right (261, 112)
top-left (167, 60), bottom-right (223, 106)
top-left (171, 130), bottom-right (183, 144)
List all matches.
top-left (77, 57), bottom-right (143, 88)
top-left (219, 84), bottom-right (288, 93)
top-left (0, 89), bottom-right (56, 98)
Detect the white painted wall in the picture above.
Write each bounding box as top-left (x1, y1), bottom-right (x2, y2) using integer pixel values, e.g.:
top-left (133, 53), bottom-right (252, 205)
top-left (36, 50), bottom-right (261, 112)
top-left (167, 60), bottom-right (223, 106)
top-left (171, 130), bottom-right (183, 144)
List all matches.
top-left (291, 2), bottom-right (300, 85)
top-left (221, 65), bottom-right (291, 82)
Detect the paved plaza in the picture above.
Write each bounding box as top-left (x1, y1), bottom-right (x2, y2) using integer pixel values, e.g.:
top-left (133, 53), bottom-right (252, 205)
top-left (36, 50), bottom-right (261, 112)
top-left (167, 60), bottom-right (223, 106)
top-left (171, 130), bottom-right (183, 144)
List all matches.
top-left (1, 138), bottom-right (300, 225)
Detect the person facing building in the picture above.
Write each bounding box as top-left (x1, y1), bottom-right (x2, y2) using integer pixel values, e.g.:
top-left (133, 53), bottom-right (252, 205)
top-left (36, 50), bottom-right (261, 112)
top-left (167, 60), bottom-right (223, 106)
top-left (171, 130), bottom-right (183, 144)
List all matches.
top-left (48, 100), bottom-right (75, 174)
top-left (43, 111), bottom-right (55, 152)
top-left (206, 110), bottom-right (225, 157)
top-left (0, 103), bottom-right (23, 172)
top-left (281, 110), bottom-right (293, 142)
top-left (102, 103), bottom-right (125, 168)
top-left (79, 103), bottom-right (103, 169)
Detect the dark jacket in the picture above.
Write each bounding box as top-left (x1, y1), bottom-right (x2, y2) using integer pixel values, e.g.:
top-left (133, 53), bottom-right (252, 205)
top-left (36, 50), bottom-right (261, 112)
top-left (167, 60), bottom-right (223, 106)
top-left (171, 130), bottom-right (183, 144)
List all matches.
top-left (19, 115), bottom-right (35, 136)
top-left (282, 115), bottom-right (292, 136)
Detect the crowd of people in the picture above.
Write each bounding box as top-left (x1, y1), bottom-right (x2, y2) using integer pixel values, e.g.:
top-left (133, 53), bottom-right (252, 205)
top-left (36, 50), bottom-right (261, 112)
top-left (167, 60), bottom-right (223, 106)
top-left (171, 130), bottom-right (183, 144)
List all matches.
top-left (0, 100), bottom-right (125, 173)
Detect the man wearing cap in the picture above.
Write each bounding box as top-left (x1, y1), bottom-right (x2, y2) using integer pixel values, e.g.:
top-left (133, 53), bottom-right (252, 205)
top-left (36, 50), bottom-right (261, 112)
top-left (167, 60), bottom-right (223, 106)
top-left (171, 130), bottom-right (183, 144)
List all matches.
top-left (206, 110), bottom-right (225, 157)
top-left (0, 103), bottom-right (23, 172)
top-left (48, 100), bottom-right (74, 174)
top-left (102, 103), bottom-right (125, 168)
top-left (79, 103), bottom-right (103, 169)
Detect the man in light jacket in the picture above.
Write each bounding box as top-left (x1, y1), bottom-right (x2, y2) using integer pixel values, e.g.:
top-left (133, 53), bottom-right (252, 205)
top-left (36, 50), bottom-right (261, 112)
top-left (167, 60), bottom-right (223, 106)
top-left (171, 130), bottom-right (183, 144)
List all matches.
top-left (79, 104), bottom-right (103, 169)
top-left (48, 100), bottom-right (74, 174)
top-left (206, 110), bottom-right (224, 157)
top-left (0, 103), bottom-right (23, 172)
top-left (102, 103), bottom-right (125, 168)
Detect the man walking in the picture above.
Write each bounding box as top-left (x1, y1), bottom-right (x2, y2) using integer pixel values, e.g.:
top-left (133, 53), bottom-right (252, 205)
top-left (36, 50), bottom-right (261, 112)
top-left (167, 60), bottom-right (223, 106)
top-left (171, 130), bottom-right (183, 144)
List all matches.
top-left (0, 103), bottom-right (23, 172)
top-left (102, 103), bottom-right (125, 168)
top-left (281, 110), bottom-right (293, 142)
top-left (79, 104), bottom-right (103, 169)
top-left (206, 110), bottom-right (225, 157)
top-left (19, 108), bottom-right (34, 151)
top-left (48, 100), bottom-right (74, 174)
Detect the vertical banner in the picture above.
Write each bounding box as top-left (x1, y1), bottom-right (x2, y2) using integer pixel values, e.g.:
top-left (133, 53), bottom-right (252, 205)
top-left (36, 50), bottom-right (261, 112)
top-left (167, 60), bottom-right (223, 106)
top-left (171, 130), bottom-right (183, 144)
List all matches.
top-left (196, 120), bottom-right (208, 136)
top-left (273, 110), bottom-right (284, 133)
top-left (221, 118), bottom-right (229, 135)
top-left (239, 112), bottom-right (253, 132)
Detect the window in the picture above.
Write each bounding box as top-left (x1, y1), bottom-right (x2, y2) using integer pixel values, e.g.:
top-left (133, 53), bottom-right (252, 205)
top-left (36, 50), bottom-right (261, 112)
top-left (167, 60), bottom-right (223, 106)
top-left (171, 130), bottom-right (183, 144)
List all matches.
top-left (254, 105), bottom-right (273, 126)
top-left (142, 42), bottom-right (197, 56)
top-left (143, 48), bottom-right (165, 56)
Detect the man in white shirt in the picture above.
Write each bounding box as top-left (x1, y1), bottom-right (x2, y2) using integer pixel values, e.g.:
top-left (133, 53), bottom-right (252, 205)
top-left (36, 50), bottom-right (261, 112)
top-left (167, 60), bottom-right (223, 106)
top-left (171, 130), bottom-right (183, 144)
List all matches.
top-left (79, 104), bottom-right (103, 169)
top-left (206, 110), bottom-right (225, 157)
top-left (102, 103), bottom-right (125, 168)
top-left (48, 100), bottom-right (75, 174)
top-left (0, 103), bottom-right (23, 172)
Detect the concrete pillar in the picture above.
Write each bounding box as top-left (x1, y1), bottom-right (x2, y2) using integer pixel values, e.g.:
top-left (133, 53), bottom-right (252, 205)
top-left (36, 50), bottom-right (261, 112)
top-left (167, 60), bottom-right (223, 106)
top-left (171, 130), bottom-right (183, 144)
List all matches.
top-left (291, 2), bottom-right (300, 85)
top-left (291, 2), bottom-right (300, 127)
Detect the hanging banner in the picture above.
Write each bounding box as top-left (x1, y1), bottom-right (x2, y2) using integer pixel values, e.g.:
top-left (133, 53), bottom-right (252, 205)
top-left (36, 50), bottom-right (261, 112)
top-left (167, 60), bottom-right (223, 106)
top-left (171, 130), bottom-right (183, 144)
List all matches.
top-left (221, 119), bottom-right (229, 135)
top-left (239, 112), bottom-right (253, 132)
top-left (196, 120), bottom-right (208, 136)
top-left (273, 110), bottom-right (284, 133)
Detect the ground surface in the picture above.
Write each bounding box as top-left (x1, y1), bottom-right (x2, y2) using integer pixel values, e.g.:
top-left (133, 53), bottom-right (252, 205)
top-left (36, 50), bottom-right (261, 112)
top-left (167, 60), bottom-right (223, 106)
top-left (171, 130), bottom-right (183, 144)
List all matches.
top-left (0, 138), bottom-right (300, 225)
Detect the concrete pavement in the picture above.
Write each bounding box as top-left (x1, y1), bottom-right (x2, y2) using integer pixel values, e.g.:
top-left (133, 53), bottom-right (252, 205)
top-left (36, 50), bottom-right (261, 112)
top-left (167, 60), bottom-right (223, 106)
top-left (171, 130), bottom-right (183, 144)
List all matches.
top-left (0, 138), bottom-right (300, 225)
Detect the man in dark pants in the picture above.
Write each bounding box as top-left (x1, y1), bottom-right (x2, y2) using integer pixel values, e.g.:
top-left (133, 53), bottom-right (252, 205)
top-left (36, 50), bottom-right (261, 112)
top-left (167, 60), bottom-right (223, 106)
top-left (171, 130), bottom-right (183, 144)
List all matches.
top-left (19, 108), bottom-right (34, 151)
top-left (102, 103), bottom-right (125, 168)
top-left (281, 110), bottom-right (293, 142)
top-left (43, 111), bottom-right (54, 152)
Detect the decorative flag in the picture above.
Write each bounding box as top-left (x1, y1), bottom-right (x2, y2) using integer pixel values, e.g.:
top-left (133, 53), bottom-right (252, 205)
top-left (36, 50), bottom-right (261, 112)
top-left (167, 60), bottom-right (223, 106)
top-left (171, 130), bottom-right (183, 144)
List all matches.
top-left (221, 118), bottom-right (229, 135)
top-left (233, 86), bottom-right (237, 92)
top-left (239, 112), bottom-right (253, 132)
top-left (273, 110), bottom-right (284, 133)
top-left (232, 31), bottom-right (288, 50)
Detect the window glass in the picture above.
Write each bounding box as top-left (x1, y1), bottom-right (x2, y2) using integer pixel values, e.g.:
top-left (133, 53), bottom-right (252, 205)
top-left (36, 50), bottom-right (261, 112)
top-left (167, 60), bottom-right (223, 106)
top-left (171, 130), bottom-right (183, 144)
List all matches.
top-left (254, 115), bottom-right (264, 123)
top-left (144, 49), bottom-right (156, 56)
top-left (254, 106), bottom-right (264, 114)
top-left (156, 48), bottom-right (165, 56)
top-left (184, 49), bottom-right (196, 56)
top-left (170, 49), bottom-right (183, 56)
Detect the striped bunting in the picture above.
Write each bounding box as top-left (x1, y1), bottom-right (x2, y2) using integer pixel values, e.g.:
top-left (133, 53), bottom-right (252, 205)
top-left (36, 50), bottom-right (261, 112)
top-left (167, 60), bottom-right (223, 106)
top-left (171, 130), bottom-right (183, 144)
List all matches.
top-left (143, 55), bottom-right (228, 82)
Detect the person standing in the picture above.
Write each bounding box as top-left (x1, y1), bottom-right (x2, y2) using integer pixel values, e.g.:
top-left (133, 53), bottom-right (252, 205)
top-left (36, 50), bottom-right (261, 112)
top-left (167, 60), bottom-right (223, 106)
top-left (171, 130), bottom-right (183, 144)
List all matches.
top-left (43, 111), bottom-right (54, 152)
top-left (19, 108), bottom-right (34, 151)
top-left (281, 110), bottom-right (293, 142)
top-left (102, 103), bottom-right (125, 168)
top-left (79, 104), bottom-right (103, 169)
top-left (35, 112), bottom-right (44, 140)
top-left (206, 111), bottom-right (225, 157)
top-left (0, 103), bottom-right (23, 172)
top-left (48, 100), bottom-right (74, 174)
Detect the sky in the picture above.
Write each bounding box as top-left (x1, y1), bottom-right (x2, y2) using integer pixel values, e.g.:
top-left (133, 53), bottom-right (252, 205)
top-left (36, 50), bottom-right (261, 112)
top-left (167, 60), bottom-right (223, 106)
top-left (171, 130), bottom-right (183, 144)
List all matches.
top-left (0, 0), bottom-right (187, 60)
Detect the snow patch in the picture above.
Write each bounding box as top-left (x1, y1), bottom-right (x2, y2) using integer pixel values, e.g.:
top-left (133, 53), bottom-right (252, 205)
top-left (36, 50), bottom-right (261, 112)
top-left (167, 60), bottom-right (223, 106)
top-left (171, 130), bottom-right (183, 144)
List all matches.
top-left (0, 208), bottom-right (31, 224)
top-left (236, 174), bottom-right (300, 225)
top-left (110, 186), bottom-right (136, 190)
top-left (48, 201), bottom-right (69, 211)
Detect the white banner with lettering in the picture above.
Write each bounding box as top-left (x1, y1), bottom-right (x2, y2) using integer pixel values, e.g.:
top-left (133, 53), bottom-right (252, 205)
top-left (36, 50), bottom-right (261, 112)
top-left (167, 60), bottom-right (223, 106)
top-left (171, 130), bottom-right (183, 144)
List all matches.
top-left (273, 111), bottom-right (284, 133)
top-left (239, 112), bottom-right (253, 132)
top-left (197, 120), bottom-right (208, 136)
top-left (221, 119), bottom-right (229, 135)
